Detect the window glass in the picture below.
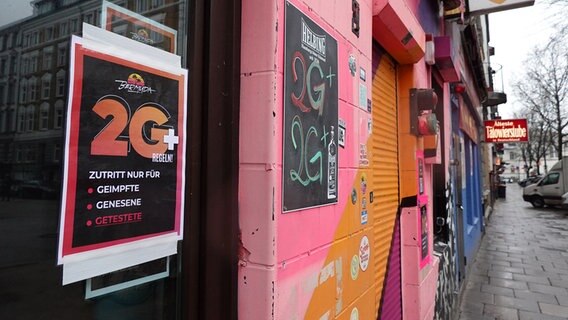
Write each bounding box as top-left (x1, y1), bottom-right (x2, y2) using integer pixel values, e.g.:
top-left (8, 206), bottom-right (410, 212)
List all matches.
top-left (0, 1), bottom-right (189, 319)
top-left (542, 172), bottom-right (560, 185)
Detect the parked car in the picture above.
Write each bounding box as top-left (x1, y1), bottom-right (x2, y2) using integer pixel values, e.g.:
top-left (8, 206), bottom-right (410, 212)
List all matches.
top-left (15, 180), bottom-right (57, 199)
top-left (518, 175), bottom-right (542, 188)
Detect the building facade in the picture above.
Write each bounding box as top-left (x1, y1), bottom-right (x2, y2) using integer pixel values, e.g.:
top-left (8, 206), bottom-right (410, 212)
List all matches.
top-left (0, 0), bottom-right (526, 319)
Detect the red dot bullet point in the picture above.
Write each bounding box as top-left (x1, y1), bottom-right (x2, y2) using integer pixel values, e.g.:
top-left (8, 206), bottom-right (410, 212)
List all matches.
top-left (86, 220), bottom-right (92, 226)
top-left (87, 204), bottom-right (92, 210)
top-left (88, 188), bottom-right (94, 194)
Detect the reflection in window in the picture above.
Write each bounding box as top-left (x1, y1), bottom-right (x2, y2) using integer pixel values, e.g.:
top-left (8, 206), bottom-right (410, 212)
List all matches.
top-left (0, 108), bottom-right (6, 133)
top-left (26, 105), bottom-right (35, 132)
top-left (9, 106), bottom-right (16, 131)
top-left (19, 79), bottom-right (27, 103)
top-left (40, 103), bottom-right (49, 130)
top-left (29, 77), bottom-right (38, 101)
top-left (54, 100), bottom-right (64, 128)
top-left (60, 22), bottom-right (68, 37)
top-left (57, 45), bottom-right (67, 66)
top-left (17, 108), bottom-right (25, 132)
top-left (56, 71), bottom-right (65, 97)
top-left (54, 143), bottom-right (61, 162)
top-left (43, 50), bottom-right (53, 70)
top-left (30, 54), bottom-right (38, 73)
top-left (45, 27), bottom-right (53, 41)
top-left (42, 74), bottom-right (52, 99)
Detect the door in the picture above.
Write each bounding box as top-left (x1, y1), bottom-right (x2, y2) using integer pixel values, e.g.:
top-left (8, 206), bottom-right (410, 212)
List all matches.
top-left (453, 133), bottom-right (466, 284)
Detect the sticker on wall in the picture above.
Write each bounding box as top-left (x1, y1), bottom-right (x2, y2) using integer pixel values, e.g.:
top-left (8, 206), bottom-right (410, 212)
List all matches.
top-left (359, 235), bottom-right (370, 272)
top-left (361, 196), bottom-right (367, 224)
top-left (350, 255), bottom-right (359, 280)
top-left (360, 174), bottom-right (367, 195)
top-left (349, 54), bottom-right (357, 77)
top-left (361, 210), bottom-right (368, 225)
top-left (359, 83), bottom-right (367, 110)
top-left (369, 191), bottom-right (374, 203)
top-left (350, 307), bottom-right (359, 320)
top-left (338, 119), bottom-right (346, 148)
top-left (360, 67), bottom-right (366, 82)
top-left (359, 144), bottom-right (369, 166)
top-left (351, 188), bottom-right (357, 205)
top-left (367, 118), bottom-right (372, 135)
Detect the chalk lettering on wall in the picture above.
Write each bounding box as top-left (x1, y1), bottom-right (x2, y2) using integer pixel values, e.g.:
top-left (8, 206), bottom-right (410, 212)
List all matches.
top-left (283, 2), bottom-right (338, 212)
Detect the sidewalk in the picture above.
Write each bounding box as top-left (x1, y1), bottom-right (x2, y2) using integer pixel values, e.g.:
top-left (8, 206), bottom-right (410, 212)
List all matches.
top-left (458, 183), bottom-right (568, 320)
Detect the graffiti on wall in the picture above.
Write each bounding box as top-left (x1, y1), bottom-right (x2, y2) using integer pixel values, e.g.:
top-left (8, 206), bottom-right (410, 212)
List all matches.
top-left (434, 177), bottom-right (457, 320)
top-left (283, 1), bottom-right (338, 212)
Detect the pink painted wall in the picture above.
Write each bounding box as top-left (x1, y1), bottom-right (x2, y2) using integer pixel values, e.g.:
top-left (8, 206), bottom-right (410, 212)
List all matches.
top-left (240, 0), bottom-right (442, 319)
top-left (240, 0), bottom-right (375, 318)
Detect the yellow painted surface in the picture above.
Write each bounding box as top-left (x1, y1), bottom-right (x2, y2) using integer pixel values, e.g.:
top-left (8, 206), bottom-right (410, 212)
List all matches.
top-left (370, 50), bottom-right (399, 309)
top-left (303, 46), bottom-right (400, 319)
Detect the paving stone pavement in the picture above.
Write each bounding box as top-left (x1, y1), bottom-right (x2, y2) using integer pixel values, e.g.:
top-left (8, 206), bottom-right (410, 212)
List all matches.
top-left (458, 183), bottom-right (568, 320)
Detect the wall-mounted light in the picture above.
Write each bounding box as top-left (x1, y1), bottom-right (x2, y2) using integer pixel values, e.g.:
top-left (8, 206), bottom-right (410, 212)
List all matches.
top-left (410, 88), bottom-right (439, 136)
top-left (425, 34), bottom-right (435, 65)
top-left (453, 82), bottom-right (466, 94)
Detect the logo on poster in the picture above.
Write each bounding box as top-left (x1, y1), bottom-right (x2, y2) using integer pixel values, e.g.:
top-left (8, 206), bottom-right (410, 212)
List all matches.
top-left (130, 29), bottom-right (155, 45)
top-left (301, 18), bottom-right (326, 60)
top-left (115, 73), bottom-right (156, 94)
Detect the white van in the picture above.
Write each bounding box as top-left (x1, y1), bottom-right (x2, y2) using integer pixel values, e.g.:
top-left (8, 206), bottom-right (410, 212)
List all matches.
top-left (522, 157), bottom-right (568, 208)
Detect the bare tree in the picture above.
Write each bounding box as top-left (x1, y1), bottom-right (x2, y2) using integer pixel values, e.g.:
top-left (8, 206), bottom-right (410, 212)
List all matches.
top-left (516, 110), bottom-right (553, 176)
top-left (512, 34), bottom-right (568, 159)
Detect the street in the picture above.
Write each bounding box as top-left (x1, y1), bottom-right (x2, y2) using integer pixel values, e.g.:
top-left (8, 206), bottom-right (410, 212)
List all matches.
top-left (459, 183), bottom-right (568, 320)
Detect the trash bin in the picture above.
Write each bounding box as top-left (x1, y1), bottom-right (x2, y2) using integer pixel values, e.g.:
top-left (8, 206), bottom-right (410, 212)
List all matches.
top-left (498, 184), bottom-right (506, 198)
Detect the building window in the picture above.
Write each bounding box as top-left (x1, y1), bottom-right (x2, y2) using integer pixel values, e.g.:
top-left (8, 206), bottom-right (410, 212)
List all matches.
top-left (0, 108), bottom-right (6, 133)
top-left (8, 106), bottom-right (16, 131)
top-left (42, 76), bottom-right (51, 99)
top-left (60, 22), bottom-right (68, 37)
top-left (21, 57), bottom-right (28, 74)
top-left (1, 58), bottom-right (7, 75)
top-left (29, 77), bottom-right (38, 101)
top-left (0, 85), bottom-right (4, 105)
top-left (32, 32), bottom-right (39, 46)
top-left (43, 51), bottom-right (53, 70)
top-left (84, 13), bottom-right (94, 25)
top-left (19, 80), bottom-right (27, 103)
top-left (26, 105), bottom-right (35, 132)
top-left (152, 0), bottom-right (165, 8)
top-left (56, 71), bottom-right (65, 97)
top-left (17, 109), bottom-right (24, 132)
top-left (45, 27), bottom-right (54, 42)
top-left (8, 84), bottom-right (15, 104)
top-left (70, 19), bottom-right (79, 33)
top-left (30, 55), bottom-right (38, 73)
top-left (135, 0), bottom-right (151, 12)
top-left (58, 46), bottom-right (67, 66)
top-left (39, 103), bottom-right (49, 130)
top-left (15, 145), bottom-right (22, 162)
top-left (53, 143), bottom-right (61, 162)
top-left (54, 100), bottom-right (64, 128)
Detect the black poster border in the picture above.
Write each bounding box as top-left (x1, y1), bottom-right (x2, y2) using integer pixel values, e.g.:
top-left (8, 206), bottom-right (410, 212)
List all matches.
top-left (282, 1), bottom-right (339, 213)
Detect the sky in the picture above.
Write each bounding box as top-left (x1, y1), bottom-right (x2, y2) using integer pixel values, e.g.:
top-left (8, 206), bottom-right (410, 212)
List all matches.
top-left (0, 1), bottom-right (33, 27)
top-left (0, 0), bottom-right (559, 119)
top-left (488, 0), bottom-right (560, 119)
